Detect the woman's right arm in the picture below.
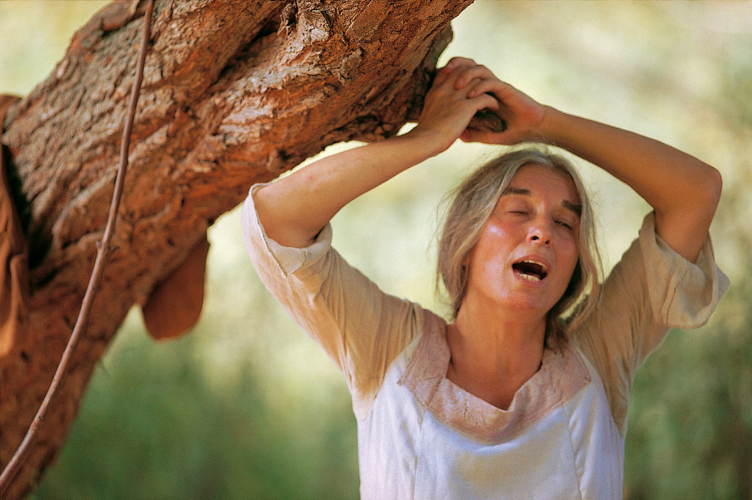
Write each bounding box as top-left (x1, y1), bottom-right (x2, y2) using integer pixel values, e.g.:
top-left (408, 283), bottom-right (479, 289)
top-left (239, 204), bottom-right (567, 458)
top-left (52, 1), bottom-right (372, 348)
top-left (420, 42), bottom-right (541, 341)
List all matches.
top-left (254, 61), bottom-right (500, 248)
top-left (255, 133), bottom-right (441, 248)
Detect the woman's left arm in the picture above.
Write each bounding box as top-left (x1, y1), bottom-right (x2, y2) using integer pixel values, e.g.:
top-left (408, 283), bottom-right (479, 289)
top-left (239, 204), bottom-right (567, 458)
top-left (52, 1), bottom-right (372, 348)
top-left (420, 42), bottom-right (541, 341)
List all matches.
top-left (447, 57), bottom-right (722, 263)
top-left (536, 108), bottom-right (722, 263)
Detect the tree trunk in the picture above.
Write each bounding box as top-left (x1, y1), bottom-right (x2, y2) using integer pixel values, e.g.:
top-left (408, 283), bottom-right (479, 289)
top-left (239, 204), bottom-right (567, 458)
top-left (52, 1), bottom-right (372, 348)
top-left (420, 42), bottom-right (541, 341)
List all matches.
top-left (0, 0), bottom-right (471, 497)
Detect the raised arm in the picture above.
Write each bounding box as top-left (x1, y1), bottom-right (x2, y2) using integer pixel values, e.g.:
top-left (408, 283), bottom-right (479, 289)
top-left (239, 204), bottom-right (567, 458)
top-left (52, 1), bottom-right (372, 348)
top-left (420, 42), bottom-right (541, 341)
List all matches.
top-left (451, 58), bottom-right (722, 263)
top-left (254, 64), bottom-right (500, 248)
top-left (538, 109), bottom-right (721, 263)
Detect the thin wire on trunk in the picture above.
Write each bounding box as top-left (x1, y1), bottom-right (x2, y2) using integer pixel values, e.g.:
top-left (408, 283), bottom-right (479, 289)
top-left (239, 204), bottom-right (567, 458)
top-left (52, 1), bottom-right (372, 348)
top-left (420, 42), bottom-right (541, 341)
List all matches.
top-left (0, 0), bottom-right (155, 494)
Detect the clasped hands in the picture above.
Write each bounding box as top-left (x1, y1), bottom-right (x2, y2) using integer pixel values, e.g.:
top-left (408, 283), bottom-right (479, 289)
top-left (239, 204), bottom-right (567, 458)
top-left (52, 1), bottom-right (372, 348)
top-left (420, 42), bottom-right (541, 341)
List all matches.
top-left (415, 57), bottom-right (548, 151)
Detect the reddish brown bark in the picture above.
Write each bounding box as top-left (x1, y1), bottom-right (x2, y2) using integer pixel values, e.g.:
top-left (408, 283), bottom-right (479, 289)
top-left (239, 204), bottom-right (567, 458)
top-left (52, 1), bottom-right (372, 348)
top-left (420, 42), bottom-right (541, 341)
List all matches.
top-left (0, 0), bottom-right (473, 497)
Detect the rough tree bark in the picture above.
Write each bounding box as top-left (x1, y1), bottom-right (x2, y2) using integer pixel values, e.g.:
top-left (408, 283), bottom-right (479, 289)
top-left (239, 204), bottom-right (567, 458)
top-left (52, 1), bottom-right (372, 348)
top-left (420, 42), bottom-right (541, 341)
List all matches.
top-left (0, 0), bottom-right (474, 497)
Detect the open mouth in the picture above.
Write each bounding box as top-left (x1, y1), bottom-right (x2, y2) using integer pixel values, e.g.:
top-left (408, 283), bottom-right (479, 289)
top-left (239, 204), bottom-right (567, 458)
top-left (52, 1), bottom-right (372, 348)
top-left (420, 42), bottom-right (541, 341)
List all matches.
top-left (512, 259), bottom-right (548, 282)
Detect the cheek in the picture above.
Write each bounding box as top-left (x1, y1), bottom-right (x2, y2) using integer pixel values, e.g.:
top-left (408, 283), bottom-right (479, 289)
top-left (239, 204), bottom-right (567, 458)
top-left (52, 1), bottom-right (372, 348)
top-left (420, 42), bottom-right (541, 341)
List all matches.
top-left (473, 225), bottom-right (513, 266)
top-left (560, 242), bottom-right (580, 282)
top-left (477, 218), bottom-right (516, 252)
top-left (466, 229), bottom-right (512, 283)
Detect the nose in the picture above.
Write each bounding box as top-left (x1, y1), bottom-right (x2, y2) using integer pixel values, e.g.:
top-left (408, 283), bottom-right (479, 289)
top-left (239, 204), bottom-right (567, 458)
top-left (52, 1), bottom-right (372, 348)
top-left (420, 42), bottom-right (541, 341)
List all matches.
top-left (528, 218), bottom-right (552, 246)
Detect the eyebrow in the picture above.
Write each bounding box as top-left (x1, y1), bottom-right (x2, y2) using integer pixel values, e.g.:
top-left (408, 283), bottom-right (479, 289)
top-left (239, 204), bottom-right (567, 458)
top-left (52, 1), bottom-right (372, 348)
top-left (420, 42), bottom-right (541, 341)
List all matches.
top-left (501, 186), bottom-right (582, 217)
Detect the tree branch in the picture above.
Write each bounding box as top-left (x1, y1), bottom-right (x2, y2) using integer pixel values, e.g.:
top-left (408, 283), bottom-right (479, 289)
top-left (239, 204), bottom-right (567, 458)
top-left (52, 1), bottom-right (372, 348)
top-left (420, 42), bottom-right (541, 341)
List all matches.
top-left (0, 0), bottom-right (154, 494)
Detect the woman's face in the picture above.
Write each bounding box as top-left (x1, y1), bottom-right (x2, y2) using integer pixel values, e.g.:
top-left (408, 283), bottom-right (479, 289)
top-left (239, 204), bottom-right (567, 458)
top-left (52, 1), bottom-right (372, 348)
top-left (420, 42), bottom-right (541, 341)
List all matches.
top-left (463, 163), bottom-right (581, 316)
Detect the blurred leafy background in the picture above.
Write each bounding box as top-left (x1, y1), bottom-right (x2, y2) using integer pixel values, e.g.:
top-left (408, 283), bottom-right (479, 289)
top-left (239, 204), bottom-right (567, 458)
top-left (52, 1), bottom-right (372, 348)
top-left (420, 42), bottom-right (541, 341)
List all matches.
top-left (1, 1), bottom-right (751, 499)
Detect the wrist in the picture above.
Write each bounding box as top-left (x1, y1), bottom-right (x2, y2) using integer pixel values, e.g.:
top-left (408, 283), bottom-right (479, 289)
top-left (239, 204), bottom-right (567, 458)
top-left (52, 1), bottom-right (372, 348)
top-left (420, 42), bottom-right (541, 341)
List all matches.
top-left (402, 125), bottom-right (455, 158)
top-left (534, 105), bottom-right (562, 145)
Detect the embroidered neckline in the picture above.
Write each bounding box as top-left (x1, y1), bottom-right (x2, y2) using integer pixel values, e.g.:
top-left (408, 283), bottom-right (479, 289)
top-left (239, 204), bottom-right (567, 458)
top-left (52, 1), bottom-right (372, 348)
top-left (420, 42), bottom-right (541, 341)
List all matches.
top-left (398, 311), bottom-right (591, 444)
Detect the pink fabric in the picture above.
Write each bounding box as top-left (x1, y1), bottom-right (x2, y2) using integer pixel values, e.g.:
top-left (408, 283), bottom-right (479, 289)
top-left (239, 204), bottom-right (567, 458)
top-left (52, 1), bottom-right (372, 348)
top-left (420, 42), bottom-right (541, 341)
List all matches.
top-left (399, 311), bottom-right (591, 444)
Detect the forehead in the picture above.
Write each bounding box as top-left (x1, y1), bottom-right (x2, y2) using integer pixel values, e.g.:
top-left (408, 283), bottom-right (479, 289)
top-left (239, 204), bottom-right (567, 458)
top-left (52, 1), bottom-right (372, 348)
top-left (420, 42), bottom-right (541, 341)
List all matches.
top-left (504, 163), bottom-right (580, 206)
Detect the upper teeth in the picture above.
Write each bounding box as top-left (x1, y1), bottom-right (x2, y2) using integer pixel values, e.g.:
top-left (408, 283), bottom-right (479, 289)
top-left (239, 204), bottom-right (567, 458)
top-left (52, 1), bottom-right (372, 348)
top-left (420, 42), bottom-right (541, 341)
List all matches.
top-left (523, 259), bottom-right (547, 273)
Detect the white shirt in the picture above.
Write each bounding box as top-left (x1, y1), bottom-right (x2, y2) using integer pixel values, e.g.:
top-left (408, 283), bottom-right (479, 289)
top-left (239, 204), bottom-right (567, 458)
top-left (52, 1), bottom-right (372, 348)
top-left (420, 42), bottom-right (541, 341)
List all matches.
top-left (358, 310), bottom-right (623, 499)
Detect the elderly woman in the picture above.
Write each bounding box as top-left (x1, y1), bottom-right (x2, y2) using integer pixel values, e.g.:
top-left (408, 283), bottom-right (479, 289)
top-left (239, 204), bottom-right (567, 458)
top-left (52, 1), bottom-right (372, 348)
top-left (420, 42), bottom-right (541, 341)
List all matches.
top-left (242, 58), bottom-right (728, 499)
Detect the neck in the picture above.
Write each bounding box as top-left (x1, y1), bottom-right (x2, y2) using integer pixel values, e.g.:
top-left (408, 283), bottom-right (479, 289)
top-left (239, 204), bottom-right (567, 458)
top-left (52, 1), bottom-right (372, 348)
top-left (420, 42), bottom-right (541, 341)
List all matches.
top-left (447, 299), bottom-right (547, 410)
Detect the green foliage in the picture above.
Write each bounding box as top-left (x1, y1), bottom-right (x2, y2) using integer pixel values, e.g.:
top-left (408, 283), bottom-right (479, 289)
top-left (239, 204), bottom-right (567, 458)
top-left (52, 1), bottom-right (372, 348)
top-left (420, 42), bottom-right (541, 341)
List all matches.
top-left (26, 318), bottom-right (359, 500)
top-left (626, 312), bottom-right (752, 499)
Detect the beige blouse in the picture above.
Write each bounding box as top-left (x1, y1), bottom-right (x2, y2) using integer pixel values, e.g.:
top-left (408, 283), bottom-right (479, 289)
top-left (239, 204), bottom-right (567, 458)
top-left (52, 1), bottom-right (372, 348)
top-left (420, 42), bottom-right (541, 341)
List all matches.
top-left (242, 184), bottom-right (728, 499)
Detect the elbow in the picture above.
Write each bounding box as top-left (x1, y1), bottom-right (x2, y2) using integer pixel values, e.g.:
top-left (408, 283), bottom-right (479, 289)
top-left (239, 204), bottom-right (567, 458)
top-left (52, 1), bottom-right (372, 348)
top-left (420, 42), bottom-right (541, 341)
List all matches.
top-left (685, 164), bottom-right (723, 234)
top-left (670, 162), bottom-right (723, 226)
top-left (253, 185), bottom-right (286, 244)
top-left (253, 184), bottom-right (318, 248)
top-left (702, 164), bottom-right (723, 215)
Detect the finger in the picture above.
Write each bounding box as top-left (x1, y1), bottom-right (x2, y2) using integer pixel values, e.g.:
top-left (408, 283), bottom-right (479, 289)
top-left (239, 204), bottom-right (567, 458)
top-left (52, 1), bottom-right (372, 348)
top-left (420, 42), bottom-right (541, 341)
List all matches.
top-left (437, 67), bottom-right (488, 99)
top-left (468, 91), bottom-right (500, 112)
top-left (433, 59), bottom-right (470, 89)
top-left (465, 77), bottom-right (507, 99)
top-left (432, 67), bottom-right (452, 88)
top-left (454, 64), bottom-right (496, 89)
top-left (433, 64), bottom-right (480, 96)
top-left (443, 56), bottom-right (477, 72)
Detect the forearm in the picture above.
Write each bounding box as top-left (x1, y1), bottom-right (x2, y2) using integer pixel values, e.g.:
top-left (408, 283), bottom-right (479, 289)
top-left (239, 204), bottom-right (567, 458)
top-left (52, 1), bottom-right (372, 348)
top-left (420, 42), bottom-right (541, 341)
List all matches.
top-left (538, 107), bottom-right (721, 262)
top-left (254, 58), bottom-right (501, 248)
top-left (539, 107), bottom-right (716, 213)
top-left (255, 128), bottom-right (444, 248)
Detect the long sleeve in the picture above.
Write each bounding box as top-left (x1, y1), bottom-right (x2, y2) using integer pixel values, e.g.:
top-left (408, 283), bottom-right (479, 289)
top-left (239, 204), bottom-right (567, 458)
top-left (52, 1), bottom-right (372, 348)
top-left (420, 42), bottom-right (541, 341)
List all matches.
top-left (574, 212), bottom-right (730, 435)
top-left (241, 184), bottom-right (425, 419)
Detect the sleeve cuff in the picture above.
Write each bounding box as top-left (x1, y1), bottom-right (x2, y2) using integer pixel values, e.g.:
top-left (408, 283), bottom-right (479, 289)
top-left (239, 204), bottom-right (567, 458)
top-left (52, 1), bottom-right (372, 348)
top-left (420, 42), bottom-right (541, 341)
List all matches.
top-left (242, 183), bottom-right (333, 278)
top-left (638, 212), bottom-right (730, 329)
